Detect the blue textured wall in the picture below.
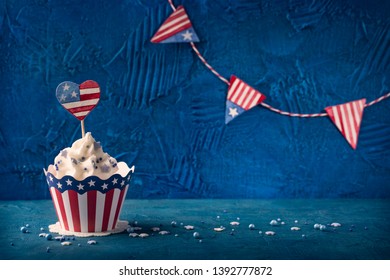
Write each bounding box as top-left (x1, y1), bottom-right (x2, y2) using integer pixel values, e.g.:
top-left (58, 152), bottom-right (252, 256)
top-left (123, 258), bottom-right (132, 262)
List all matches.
top-left (0, 0), bottom-right (389, 200)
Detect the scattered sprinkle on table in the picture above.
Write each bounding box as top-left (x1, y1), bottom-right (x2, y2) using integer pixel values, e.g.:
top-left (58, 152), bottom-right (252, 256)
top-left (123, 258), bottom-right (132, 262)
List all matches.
top-left (265, 231), bottom-right (276, 236)
top-left (330, 222), bottom-right (342, 227)
top-left (61, 241), bottom-right (72, 246)
top-left (213, 226), bottom-right (225, 232)
top-left (230, 221), bottom-right (240, 226)
top-left (87, 240), bottom-right (97, 245)
top-left (139, 233), bottom-right (149, 238)
top-left (291, 227), bottom-right (301, 231)
top-left (184, 225), bottom-right (194, 230)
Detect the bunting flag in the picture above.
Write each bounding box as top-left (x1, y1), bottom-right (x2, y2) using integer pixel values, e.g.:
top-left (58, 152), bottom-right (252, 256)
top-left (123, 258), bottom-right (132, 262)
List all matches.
top-left (151, 5), bottom-right (199, 43)
top-left (325, 98), bottom-right (366, 149)
top-left (225, 75), bottom-right (266, 124)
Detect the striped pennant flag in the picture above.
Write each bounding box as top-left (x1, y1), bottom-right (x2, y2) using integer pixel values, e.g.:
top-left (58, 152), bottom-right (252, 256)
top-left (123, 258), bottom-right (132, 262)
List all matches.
top-left (151, 5), bottom-right (199, 43)
top-left (56, 80), bottom-right (100, 121)
top-left (325, 98), bottom-right (366, 149)
top-left (225, 75), bottom-right (266, 124)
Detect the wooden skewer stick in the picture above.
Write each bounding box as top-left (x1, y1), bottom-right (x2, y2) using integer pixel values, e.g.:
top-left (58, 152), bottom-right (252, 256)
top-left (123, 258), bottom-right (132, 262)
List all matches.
top-left (81, 119), bottom-right (85, 138)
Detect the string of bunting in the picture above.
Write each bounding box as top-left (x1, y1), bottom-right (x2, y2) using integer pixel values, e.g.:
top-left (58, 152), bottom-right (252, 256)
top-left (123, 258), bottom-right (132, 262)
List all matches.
top-left (150, 0), bottom-right (390, 150)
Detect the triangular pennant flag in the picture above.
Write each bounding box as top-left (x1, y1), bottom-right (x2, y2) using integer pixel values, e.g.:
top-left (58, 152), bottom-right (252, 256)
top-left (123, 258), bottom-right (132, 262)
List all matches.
top-left (151, 6), bottom-right (199, 43)
top-left (225, 75), bottom-right (266, 124)
top-left (325, 98), bottom-right (366, 149)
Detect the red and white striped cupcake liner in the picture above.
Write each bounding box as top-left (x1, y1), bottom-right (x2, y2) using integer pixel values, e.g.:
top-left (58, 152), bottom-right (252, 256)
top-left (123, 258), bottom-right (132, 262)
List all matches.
top-left (44, 165), bottom-right (134, 234)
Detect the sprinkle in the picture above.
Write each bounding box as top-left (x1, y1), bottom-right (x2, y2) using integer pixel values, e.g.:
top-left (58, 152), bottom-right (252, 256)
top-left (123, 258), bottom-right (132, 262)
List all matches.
top-left (291, 227), bottom-right (301, 231)
top-left (171, 221), bottom-right (177, 227)
top-left (129, 233), bottom-right (139, 238)
top-left (265, 231), bottom-right (276, 236)
top-left (258, 231), bottom-right (262, 235)
top-left (330, 223), bottom-right (342, 227)
top-left (87, 240), bottom-right (97, 245)
top-left (216, 215), bottom-right (220, 219)
top-left (248, 224), bottom-right (255, 230)
top-left (230, 221), bottom-right (240, 226)
top-left (20, 227), bottom-right (27, 233)
top-left (174, 234), bottom-right (179, 237)
top-left (236, 217), bottom-right (240, 221)
top-left (40, 227), bottom-right (45, 231)
top-left (270, 220), bottom-right (278, 226)
top-left (151, 227), bottom-right (160, 232)
top-left (213, 226), bottom-right (225, 232)
top-left (193, 232), bottom-right (200, 239)
top-left (39, 233), bottom-right (46, 237)
top-left (46, 247), bottom-right (50, 253)
top-left (184, 225), bottom-right (194, 230)
top-left (302, 234), bottom-right (306, 239)
top-left (281, 221), bottom-right (285, 225)
top-left (159, 231), bottom-right (170, 235)
top-left (319, 225), bottom-right (327, 231)
top-left (277, 218), bottom-right (281, 222)
top-left (139, 233), bottom-right (149, 238)
top-left (61, 241), bottom-right (72, 246)
top-left (313, 224), bottom-right (321, 229)
top-left (294, 220), bottom-right (299, 224)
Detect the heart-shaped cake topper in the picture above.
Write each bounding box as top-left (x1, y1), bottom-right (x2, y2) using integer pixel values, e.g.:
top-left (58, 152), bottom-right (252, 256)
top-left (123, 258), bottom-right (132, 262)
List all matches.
top-left (56, 80), bottom-right (100, 121)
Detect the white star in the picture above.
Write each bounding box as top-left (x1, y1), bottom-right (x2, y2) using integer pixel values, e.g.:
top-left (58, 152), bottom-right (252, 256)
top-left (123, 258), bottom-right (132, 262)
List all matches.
top-left (77, 183), bottom-right (84, 190)
top-left (49, 175), bottom-right (54, 182)
top-left (63, 83), bottom-right (70, 91)
top-left (88, 180), bottom-right (95, 187)
top-left (57, 182), bottom-right (62, 189)
top-left (71, 91), bottom-right (77, 98)
top-left (112, 178), bottom-right (118, 185)
top-left (65, 179), bottom-right (72, 186)
top-left (101, 183), bottom-right (108, 190)
top-left (120, 180), bottom-right (125, 187)
top-left (60, 94), bottom-right (66, 102)
top-left (182, 30), bottom-right (193, 41)
top-left (228, 107), bottom-right (239, 118)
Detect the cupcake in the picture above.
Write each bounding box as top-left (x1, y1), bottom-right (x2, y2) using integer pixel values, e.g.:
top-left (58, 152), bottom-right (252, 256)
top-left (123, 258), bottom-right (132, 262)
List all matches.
top-left (44, 132), bottom-right (134, 236)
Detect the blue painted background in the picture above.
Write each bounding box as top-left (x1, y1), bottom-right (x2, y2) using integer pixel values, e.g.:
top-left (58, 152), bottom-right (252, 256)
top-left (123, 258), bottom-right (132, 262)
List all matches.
top-left (0, 0), bottom-right (389, 200)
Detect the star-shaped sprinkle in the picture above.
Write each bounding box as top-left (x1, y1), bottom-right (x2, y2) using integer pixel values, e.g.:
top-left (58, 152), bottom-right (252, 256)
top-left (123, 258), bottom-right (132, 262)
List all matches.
top-left (63, 83), bottom-right (70, 91)
top-left (71, 91), bottom-right (78, 98)
top-left (120, 180), bottom-right (125, 186)
top-left (182, 30), bottom-right (193, 41)
top-left (88, 180), bottom-right (95, 187)
top-left (57, 182), bottom-right (62, 189)
top-left (77, 183), bottom-right (84, 190)
top-left (65, 179), bottom-right (72, 186)
top-left (112, 178), bottom-right (118, 185)
top-left (228, 107), bottom-right (239, 118)
top-left (101, 183), bottom-right (108, 190)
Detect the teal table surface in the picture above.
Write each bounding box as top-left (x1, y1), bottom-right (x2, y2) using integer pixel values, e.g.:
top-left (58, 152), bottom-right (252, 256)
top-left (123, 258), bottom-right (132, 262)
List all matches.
top-left (1, 199), bottom-right (389, 260)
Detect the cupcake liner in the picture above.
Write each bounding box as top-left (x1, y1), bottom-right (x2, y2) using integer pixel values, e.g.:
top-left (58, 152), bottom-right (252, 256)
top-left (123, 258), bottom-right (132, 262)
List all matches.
top-left (44, 163), bottom-right (134, 235)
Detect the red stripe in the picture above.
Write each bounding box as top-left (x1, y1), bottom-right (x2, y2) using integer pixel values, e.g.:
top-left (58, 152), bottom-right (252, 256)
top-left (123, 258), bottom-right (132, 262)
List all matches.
top-left (49, 188), bottom-right (62, 228)
top-left (68, 104), bottom-right (96, 114)
top-left (102, 189), bottom-right (115, 232)
top-left (80, 92), bottom-right (100, 100)
top-left (87, 190), bottom-right (97, 232)
top-left (163, 6), bottom-right (186, 23)
top-left (113, 187), bottom-right (126, 229)
top-left (151, 22), bottom-right (192, 43)
top-left (68, 190), bottom-right (81, 232)
top-left (54, 188), bottom-right (69, 231)
top-left (80, 80), bottom-right (99, 90)
top-left (244, 92), bottom-right (265, 110)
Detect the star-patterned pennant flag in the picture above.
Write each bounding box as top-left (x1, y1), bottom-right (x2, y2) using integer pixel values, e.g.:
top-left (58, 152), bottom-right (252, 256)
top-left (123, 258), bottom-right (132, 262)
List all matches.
top-left (225, 75), bottom-right (266, 124)
top-left (56, 80), bottom-right (100, 121)
top-left (325, 98), bottom-right (366, 149)
top-left (151, 5), bottom-right (199, 43)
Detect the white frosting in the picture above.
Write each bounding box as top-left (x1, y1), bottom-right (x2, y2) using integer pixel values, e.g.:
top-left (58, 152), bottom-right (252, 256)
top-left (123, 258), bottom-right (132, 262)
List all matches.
top-left (52, 132), bottom-right (119, 180)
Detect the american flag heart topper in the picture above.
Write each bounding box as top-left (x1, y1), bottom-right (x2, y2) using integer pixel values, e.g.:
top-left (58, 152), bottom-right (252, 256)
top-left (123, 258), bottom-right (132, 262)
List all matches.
top-left (151, 5), bottom-right (199, 43)
top-left (325, 98), bottom-right (366, 149)
top-left (225, 75), bottom-right (266, 124)
top-left (56, 80), bottom-right (100, 121)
